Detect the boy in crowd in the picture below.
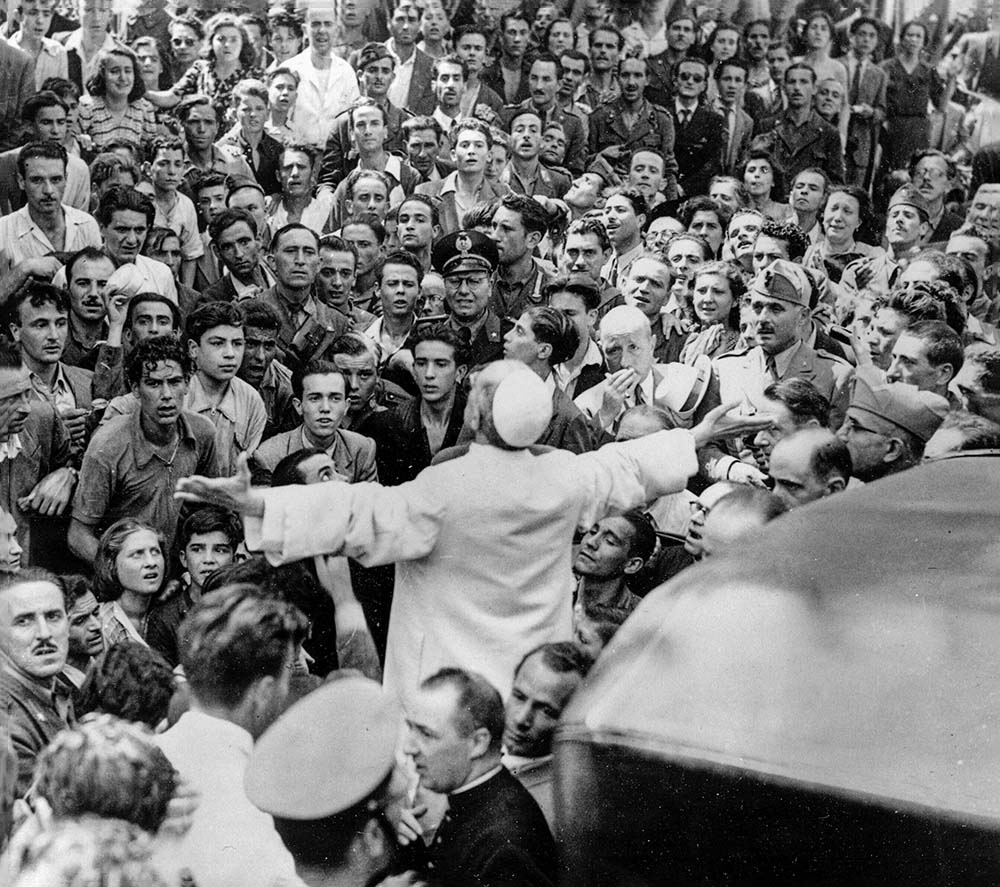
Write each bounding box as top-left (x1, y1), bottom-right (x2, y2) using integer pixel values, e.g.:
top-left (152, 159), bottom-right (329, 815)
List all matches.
top-left (146, 137), bottom-right (203, 288)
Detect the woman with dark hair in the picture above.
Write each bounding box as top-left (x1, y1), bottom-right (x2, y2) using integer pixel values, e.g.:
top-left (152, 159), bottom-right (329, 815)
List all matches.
top-left (802, 184), bottom-right (885, 284)
top-left (544, 17), bottom-right (575, 56)
top-left (77, 46), bottom-right (159, 150)
top-left (739, 149), bottom-right (792, 222)
top-left (93, 518), bottom-right (167, 647)
top-left (704, 21), bottom-right (740, 102)
top-left (131, 36), bottom-right (171, 91)
top-left (880, 20), bottom-right (952, 171)
top-left (680, 259), bottom-right (745, 363)
top-left (147, 12), bottom-right (263, 120)
top-left (797, 11), bottom-right (847, 90)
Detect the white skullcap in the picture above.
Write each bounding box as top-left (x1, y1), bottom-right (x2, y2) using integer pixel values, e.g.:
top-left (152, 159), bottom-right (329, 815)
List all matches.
top-left (491, 367), bottom-right (552, 447)
top-left (600, 305), bottom-right (650, 339)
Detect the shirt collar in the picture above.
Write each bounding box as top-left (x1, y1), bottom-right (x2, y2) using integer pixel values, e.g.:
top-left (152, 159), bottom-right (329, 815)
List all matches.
top-left (0, 435), bottom-right (24, 463)
top-left (29, 364), bottom-right (71, 399)
top-left (451, 764), bottom-right (503, 795)
top-left (187, 374), bottom-right (238, 423)
top-left (131, 405), bottom-right (197, 467)
top-left (175, 708), bottom-right (254, 758)
top-left (770, 339), bottom-right (804, 377)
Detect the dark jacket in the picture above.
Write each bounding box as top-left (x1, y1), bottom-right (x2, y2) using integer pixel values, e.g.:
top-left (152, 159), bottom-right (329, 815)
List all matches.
top-left (751, 110), bottom-right (845, 196)
top-left (481, 59), bottom-right (531, 106)
top-left (588, 98), bottom-right (678, 200)
top-left (501, 99), bottom-right (588, 175)
top-left (316, 100), bottom-right (412, 189)
top-left (412, 767), bottom-right (556, 887)
top-left (671, 101), bottom-right (726, 199)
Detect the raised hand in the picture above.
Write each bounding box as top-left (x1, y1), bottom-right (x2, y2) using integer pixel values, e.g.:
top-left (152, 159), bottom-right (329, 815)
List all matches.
top-left (174, 453), bottom-right (265, 517)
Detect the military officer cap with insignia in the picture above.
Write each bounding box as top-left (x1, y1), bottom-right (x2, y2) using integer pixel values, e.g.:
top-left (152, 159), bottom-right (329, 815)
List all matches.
top-left (748, 259), bottom-right (813, 309)
top-left (431, 230), bottom-right (500, 277)
top-left (245, 676), bottom-right (401, 873)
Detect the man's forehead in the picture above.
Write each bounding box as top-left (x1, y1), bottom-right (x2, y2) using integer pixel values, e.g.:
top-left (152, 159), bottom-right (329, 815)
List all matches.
top-left (245, 325), bottom-right (277, 341)
top-left (975, 186), bottom-right (1000, 203)
top-left (141, 359), bottom-right (185, 378)
top-left (334, 353), bottom-right (376, 370)
top-left (1, 580), bottom-right (64, 610)
top-left (134, 301), bottom-right (173, 318)
top-left (68, 590), bottom-right (98, 614)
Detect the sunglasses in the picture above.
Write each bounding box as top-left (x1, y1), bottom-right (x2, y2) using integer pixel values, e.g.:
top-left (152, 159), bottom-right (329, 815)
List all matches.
top-left (171, 36), bottom-right (197, 46)
top-left (677, 71), bottom-right (705, 82)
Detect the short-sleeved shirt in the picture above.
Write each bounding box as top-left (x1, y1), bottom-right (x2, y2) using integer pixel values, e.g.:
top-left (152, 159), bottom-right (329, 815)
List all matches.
top-left (0, 204), bottom-right (102, 273)
top-left (154, 192), bottom-right (204, 261)
top-left (71, 407), bottom-right (220, 553)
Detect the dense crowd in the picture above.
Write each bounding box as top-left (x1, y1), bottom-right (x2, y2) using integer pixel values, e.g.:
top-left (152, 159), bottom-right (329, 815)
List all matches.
top-left (1, 0), bottom-right (1000, 882)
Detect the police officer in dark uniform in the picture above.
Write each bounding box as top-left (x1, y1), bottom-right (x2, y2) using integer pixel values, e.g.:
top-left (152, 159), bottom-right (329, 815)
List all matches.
top-left (432, 231), bottom-right (513, 367)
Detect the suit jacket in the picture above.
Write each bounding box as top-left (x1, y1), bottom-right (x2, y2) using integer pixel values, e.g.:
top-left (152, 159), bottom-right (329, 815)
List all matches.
top-left (845, 62), bottom-right (888, 187)
top-left (671, 102), bottom-right (725, 199)
top-left (415, 172), bottom-right (509, 233)
top-left (951, 31), bottom-right (1000, 98)
top-left (417, 767), bottom-right (556, 887)
top-left (714, 339), bottom-right (853, 430)
top-left (405, 47), bottom-right (437, 116)
top-left (719, 104), bottom-right (753, 174)
top-left (59, 362), bottom-right (94, 411)
top-left (538, 387), bottom-right (592, 454)
top-left (0, 39), bottom-right (33, 151)
top-left (588, 98), bottom-right (678, 199)
top-left (501, 100), bottom-right (588, 175)
top-left (259, 286), bottom-right (352, 370)
top-left (252, 425), bottom-right (377, 484)
top-left (751, 111), bottom-right (845, 196)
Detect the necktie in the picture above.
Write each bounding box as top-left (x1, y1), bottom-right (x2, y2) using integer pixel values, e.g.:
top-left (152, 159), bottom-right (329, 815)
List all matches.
top-left (765, 354), bottom-right (779, 382)
top-left (634, 384), bottom-right (645, 405)
top-left (850, 60), bottom-right (862, 105)
top-left (679, 109), bottom-right (690, 127)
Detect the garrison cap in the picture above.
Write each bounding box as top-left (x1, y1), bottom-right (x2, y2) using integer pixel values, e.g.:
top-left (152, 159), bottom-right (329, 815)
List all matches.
top-left (848, 367), bottom-right (949, 443)
top-left (888, 185), bottom-right (932, 222)
top-left (747, 259), bottom-right (812, 308)
top-left (245, 676), bottom-right (399, 820)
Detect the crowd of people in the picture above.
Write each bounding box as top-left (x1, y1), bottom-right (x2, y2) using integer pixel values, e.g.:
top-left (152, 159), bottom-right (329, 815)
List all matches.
top-left (1, 0), bottom-right (1000, 882)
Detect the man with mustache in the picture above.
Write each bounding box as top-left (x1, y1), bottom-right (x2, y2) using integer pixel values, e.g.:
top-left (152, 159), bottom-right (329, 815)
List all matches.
top-left (715, 259), bottom-right (853, 449)
top-left (61, 573), bottom-right (103, 691)
top-left (0, 567), bottom-right (73, 798)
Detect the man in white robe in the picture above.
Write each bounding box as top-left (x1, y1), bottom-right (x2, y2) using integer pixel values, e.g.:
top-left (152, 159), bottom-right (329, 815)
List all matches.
top-left (177, 361), bottom-right (768, 706)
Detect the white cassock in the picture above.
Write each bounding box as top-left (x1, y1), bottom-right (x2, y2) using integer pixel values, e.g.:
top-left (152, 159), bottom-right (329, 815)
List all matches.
top-left (245, 429), bottom-right (698, 705)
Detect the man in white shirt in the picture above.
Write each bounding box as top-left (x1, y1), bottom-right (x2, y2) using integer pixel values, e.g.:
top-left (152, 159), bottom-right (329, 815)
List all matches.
top-left (0, 141), bottom-right (101, 276)
top-left (384, 0), bottom-right (435, 116)
top-left (152, 584), bottom-right (309, 887)
top-left (282, 0), bottom-right (360, 147)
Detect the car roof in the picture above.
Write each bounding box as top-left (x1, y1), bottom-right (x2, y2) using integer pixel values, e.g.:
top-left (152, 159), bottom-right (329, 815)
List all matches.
top-left (558, 455), bottom-right (1000, 822)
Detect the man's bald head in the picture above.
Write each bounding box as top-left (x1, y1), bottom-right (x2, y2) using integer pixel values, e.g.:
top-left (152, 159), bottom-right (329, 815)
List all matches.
top-left (768, 428), bottom-right (851, 509)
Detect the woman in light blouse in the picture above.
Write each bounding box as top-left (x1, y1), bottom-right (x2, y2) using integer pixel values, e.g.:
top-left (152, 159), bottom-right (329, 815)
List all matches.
top-left (78, 46), bottom-right (159, 152)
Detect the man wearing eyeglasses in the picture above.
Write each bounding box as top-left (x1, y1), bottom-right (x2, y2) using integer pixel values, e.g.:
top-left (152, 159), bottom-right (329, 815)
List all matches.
top-left (670, 57), bottom-right (725, 200)
top-left (434, 229), bottom-right (512, 367)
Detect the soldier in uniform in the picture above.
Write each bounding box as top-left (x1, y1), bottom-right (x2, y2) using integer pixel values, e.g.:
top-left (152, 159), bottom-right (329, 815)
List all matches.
top-left (714, 259), bottom-right (854, 458)
top-left (432, 230), bottom-right (512, 368)
top-left (588, 56), bottom-right (678, 201)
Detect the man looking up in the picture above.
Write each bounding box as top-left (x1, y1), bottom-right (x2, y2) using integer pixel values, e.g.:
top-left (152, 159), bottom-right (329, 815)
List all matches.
top-left (152, 584), bottom-right (308, 887)
top-left (502, 642), bottom-right (592, 828)
top-left (0, 141), bottom-right (100, 277)
top-left (61, 575), bottom-right (103, 691)
top-left (789, 168), bottom-right (828, 243)
top-left (768, 427), bottom-right (851, 509)
top-left (281, 0), bottom-right (361, 147)
top-left (491, 192), bottom-right (554, 319)
top-left (503, 54), bottom-right (587, 176)
top-left (416, 119), bottom-right (508, 233)
top-left (502, 306), bottom-right (592, 452)
top-left (618, 254), bottom-right (676, 363)
top-left (836, 368), bottom-right (948, 483)
top-left (573, 510), bottom-right (655, 613)
top-left (602, 186), bottom-right (647, 289)
top-left (68, 335), bottom-right (219, 563)
top-left (0, 569), bottom-right (72, 798)
top-left (262, 223), bottom-right (350, 367)
top-left (502, 110), bottom-right (571, 199)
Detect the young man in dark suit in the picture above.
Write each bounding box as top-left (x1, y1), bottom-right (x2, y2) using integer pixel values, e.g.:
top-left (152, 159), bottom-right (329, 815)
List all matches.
top-left (669, 57), bottom-right (725, 200)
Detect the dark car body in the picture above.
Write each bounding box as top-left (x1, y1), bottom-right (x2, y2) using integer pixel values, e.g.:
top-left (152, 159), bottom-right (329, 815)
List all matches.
top-left (555, 456), bottom-right (1000, 886)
